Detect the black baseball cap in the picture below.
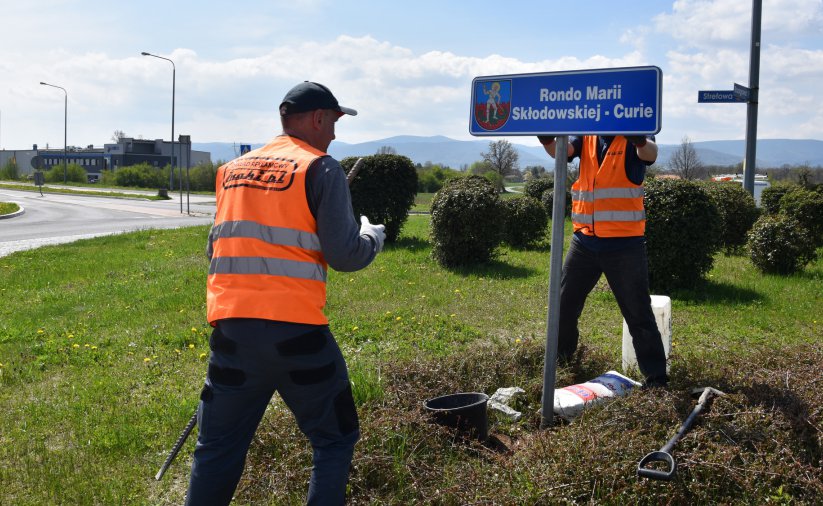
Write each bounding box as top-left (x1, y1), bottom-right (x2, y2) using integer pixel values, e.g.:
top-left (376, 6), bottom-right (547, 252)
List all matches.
top-left (279, 81), bottom-right (357, 117)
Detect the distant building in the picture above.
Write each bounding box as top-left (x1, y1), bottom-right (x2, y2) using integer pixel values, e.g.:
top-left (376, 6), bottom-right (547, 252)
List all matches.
top-left (0, 138), bottom-right (211, 182)
top-left (711, 174), bottom-right (770, 207)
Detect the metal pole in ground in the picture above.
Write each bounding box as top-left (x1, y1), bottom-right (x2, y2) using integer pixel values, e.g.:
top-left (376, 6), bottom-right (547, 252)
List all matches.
top-left (540, 135), bottom-right (568, 429)
top-left (743, 0), bottom-right (762, 197)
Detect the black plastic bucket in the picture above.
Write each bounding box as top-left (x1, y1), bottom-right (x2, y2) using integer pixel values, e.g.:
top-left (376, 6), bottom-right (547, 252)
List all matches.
top-left (424, 392), bottom-right (489, 442)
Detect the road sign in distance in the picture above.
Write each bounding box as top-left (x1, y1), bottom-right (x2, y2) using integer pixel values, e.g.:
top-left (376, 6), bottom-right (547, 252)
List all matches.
top-left (698, 90), bottom-right (746, 103)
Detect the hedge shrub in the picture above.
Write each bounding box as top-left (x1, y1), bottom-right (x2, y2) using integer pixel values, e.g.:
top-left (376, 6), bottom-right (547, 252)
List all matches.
top-left (344, 154), bottom-right (418, 243)
top-left (540, 188), bottom-right (572, 218)
top-left (760, 183), bottom-right (798, 215)
top-left (778, 187), bottom-right (823, 247)
top-left (108, 163), bottom-right (167, 188)
top-left (430, 175), bottom-right (502, 267)
top-left (187, 162), bottom-right (218, 192)
top-left (701, 181), bottom-right (760, 255)
top-left (747, 214), bottom-right (817, 274)
top-left (523, 177), bottom-right (553, 200)
top-left (644, 178), bottom-right (721, 292)
top-left (45, 163), bottom-right (88, 183)
top-left (501, 196), bottom-right (547, 248)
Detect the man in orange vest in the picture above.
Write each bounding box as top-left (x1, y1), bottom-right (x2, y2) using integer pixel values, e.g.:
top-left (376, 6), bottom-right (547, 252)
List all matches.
top-left (538, 134), bottom-right (668, 389)
top-left (187, 82), bottom-right (386, 505)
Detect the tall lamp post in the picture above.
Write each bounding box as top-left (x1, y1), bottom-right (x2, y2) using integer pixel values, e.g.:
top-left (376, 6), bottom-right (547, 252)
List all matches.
top-left (141, 51), bottom-right (180, 213)
top-left (39, 81), bottom-right (68, 184)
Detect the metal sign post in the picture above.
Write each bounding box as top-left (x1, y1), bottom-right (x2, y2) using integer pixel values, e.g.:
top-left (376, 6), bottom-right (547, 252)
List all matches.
top-left (469, 66), bottom-right (662, 429)
top-left (539, 136), bottom-right (567, 429)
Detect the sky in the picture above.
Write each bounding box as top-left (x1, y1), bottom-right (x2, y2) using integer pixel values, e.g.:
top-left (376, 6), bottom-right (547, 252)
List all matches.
top-left (0, 0), bottom-right (821, 152)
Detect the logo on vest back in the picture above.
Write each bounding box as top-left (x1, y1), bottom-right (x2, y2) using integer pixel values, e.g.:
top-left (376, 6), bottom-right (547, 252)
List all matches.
top-left (222, 157), bottom-right (297, 191)
top-left (474, 79), bottom-right (511, 131)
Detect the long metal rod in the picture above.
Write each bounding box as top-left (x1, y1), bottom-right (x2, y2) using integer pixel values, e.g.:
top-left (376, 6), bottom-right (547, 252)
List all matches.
top-left (155, 411), bottom-right (198, 481)
top-left (540, 135), bottom-right (568, 429)
top-left (743, 0), bottom-right (762, 196)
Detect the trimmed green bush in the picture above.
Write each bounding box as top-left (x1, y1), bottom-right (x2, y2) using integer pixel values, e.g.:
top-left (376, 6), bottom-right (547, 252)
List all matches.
top-left (540, 188), bottom-right (572, 218)
top-left (778, 187), bottom-right (823, 247)
top-left (760, 183), bottom-right (798, 215)
top-left (747, 214), bottom-right (817, 274)
top-left (0, 159), bottom-right (20, 180)
top-left (523, 177), bottom-right (554, 200)
top-left (430, 175), bottom-right (502, 267)
top-left (344, 154), bottom-right (418, 243)
top-left (110, 163), bottom-right (166, 188)
top-left (701, 181), bottom-right (760, 255)
top-left (187, 162), bottom-right (218, 192)
top-left (501, 196), bottom-right (547, 248)
top-left (644, 178), bottom-right (721, 292)
top-left (45, 163), bottom-right (88, 183)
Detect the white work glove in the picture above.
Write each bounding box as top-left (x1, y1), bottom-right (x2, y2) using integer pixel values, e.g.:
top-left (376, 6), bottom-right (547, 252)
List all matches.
top-left (359, 215), bottom-right (386, 253)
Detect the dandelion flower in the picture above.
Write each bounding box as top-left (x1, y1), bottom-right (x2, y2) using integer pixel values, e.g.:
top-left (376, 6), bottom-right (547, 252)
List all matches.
top-left (68, 334), bottom-right (74, 339)
top-left (352, 326), bottom-right (359, 331)
top-left (37, 329), bottom-right (44, 334)
top-left (144, 357), bottom-right (151, 363)
top-left (191, 327), bottom-right (197, 333)
top-left (395, 316), bottom-right (402, 321)
top-left (91, 346), bottom-right (98, 350)
top-left (515, 338), bottom-right (522, 344)
top-left (199, 353), bottom-right (207, 360)
top-left (72, 343), bottom-right (80, 349)
top-left (449, 314), bottom-right (456, 317)
top-left (188, 344), bottom-right (195, 349)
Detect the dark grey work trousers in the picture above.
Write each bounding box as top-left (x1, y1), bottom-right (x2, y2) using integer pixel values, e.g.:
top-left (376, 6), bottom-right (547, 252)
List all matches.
top-left (558, 239), bottom-right (669, 386)
top-left (186, 319), bottom-right (359, 506)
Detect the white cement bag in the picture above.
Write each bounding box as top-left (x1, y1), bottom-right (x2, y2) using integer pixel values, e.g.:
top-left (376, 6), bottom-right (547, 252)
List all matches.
top-left (553, 371), bottom-right (641, 421)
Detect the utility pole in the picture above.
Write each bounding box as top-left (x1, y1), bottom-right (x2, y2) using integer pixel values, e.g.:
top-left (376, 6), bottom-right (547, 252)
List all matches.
top-left (743, 0), bottom-right (762, 196)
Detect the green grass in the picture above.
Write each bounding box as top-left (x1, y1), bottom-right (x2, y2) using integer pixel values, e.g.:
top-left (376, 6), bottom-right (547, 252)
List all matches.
top-left (0, 181), bottom-right (170, 200)
top-left (0, 202), bottom-right (20, 215)
top-left (0, 216), bottom-right (821, 504)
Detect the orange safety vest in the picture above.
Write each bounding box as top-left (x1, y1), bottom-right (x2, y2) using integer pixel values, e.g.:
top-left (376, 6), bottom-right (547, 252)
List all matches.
top-left (571, 136), bottom-right (646, 237)
top-left (206, 135), bottom-right (329, 325)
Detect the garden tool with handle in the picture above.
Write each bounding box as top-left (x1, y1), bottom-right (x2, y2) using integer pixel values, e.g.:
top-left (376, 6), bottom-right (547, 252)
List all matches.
top-left (637, 387), bottom-right (726, 481)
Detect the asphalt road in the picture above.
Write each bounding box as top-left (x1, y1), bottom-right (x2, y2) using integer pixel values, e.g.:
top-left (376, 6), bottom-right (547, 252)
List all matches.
top-left (0, 187), bottom-right (215, 258)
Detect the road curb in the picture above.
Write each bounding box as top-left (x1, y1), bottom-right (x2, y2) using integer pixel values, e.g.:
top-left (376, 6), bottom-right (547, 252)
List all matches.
top-left (0, 206), bottom-right (25, 220)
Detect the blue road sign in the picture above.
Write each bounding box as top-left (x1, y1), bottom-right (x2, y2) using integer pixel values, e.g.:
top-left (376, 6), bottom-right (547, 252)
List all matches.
top-left (469, 66), bottom-right (662, 136)
top-left (698, 90), bottom-right (745, 103)
top-left (733, 83), bottom-right (751, 102)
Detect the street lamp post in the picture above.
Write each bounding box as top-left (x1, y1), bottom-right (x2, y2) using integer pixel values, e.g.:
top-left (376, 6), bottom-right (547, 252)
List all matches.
top-left (40, 81), bottom-right (68, 184)
top-left (141, 51), bottom-right (180, 213)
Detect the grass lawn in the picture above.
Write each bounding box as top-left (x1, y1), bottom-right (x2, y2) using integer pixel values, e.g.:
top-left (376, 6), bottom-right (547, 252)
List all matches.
top-left (0, 216), bottom-right (820, 504)
top-left (0, 181), bottom-right (171, 200)
top-left (0, 202), bottom-right (20, 215)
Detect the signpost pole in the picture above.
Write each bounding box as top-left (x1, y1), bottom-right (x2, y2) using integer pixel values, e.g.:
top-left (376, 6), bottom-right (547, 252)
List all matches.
top-left (743, 0), bottom-right (762, 197)
top-left (539, 135), bottom-right (568, 429)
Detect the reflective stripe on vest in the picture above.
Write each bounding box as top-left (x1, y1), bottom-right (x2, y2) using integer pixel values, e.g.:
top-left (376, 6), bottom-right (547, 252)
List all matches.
top-left (207, 135), bottom-right (330, 325)
top-left (572, 187), bottom-right (645, 202)
top-left (209, 256), bottom-right (327, 282)
top-left (210, 220), bottom-right (322, 252)
top-left (571, 136), bottom-right (646, 238)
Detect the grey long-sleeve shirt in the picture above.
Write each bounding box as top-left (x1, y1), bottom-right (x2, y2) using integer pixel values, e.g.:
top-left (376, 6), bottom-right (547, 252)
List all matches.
top-left (305, 156), bottom-right (377, 272)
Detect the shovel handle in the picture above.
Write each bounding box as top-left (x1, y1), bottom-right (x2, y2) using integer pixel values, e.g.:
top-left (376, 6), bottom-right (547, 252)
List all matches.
top-left (637, 451), bottom-right (677, 481)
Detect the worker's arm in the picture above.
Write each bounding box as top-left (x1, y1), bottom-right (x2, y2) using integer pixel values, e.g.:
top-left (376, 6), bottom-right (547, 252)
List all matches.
top-left (306, 157), bottom-right (380, 272)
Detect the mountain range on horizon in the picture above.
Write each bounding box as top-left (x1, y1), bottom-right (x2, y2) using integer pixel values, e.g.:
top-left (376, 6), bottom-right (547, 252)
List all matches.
top-left (194, 136), bottom-right (823, 170)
